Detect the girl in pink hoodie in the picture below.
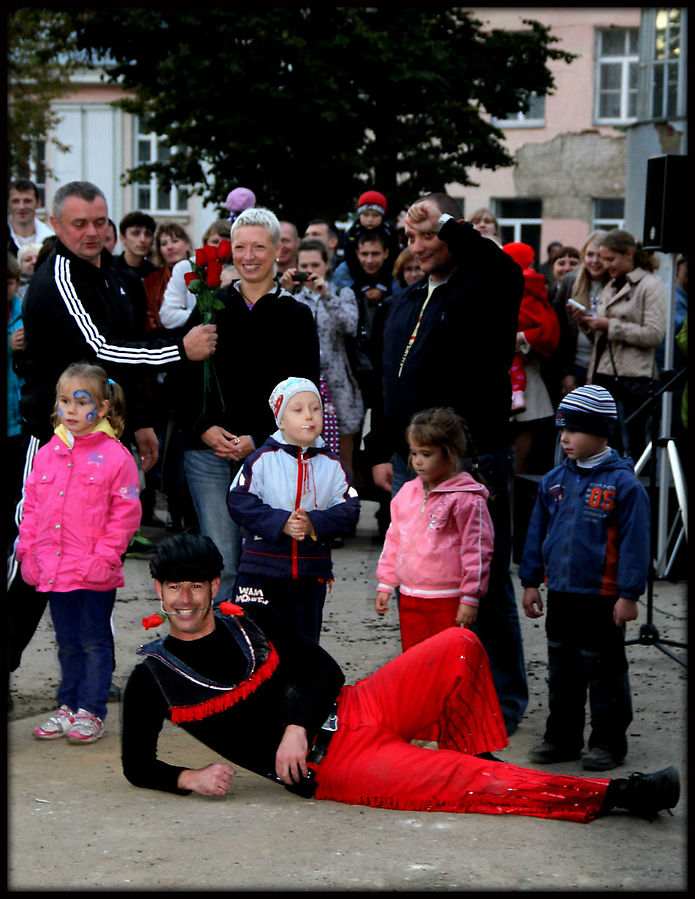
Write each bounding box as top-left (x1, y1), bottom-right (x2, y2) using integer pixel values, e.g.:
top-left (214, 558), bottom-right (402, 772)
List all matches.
top-left (375, 407), bottom-right (494, 652)
top-left (17, 363), bottom-right (141, 745)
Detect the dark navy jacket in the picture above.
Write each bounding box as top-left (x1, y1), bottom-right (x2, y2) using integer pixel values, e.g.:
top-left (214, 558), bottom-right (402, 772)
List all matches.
top-left (518, 450), bottom-right (650, 600)
top-left (366, 218), bottom-right (523, 463)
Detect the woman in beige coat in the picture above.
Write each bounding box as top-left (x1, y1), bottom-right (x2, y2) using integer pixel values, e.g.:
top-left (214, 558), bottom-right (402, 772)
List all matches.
top-left (572, 229), bottom-right (667, 458)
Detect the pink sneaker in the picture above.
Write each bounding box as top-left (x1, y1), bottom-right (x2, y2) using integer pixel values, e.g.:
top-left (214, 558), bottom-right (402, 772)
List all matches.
top-left (65, 708), bottom-right (106, 744)
top-left (33, 705), bottom-right (75, 740)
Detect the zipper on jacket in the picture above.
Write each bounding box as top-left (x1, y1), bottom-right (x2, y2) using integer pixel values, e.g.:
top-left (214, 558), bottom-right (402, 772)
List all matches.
top-left (292, 448), bottom-right (306, 580)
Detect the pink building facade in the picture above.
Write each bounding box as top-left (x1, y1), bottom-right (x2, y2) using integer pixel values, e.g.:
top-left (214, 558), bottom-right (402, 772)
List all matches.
top-left (448, 7), bottom-right (642, 263)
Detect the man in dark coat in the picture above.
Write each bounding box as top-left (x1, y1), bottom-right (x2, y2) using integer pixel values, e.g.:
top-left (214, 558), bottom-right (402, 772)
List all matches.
top-left (367, 192), bottom-right (528, 735)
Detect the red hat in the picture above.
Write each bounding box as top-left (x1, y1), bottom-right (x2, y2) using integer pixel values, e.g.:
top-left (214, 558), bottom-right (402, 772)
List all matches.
top-left (357, 190), bottom-right (387, 214)
top-left (503, 242), bottom-right (535, 270)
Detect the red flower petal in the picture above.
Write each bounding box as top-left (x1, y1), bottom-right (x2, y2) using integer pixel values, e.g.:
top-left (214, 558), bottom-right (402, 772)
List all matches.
top-left (218, 601), bottom-right (244, 616)
top-left (206, 258), bottom-right (222, 288)
top-left (216, 239), bottom-right (232, 262)
top-left (142, 613), bottom-right (165, 630)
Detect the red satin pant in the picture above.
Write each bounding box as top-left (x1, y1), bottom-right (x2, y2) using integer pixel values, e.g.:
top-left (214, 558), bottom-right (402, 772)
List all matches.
top-left (313, 628), bottom-right (609, 821)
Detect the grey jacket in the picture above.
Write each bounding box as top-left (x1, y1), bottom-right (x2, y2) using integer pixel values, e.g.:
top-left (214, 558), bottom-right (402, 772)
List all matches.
top-left (589, 267), bottom-right (667, 380)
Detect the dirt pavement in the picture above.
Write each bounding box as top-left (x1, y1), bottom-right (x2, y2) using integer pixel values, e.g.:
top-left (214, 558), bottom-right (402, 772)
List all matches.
top-left (7, 500), bottom-right (688, 891)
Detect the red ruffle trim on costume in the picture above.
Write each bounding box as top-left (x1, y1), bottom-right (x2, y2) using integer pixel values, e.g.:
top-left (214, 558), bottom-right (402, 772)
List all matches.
top-left (170, 644), bottom-right (280, 723)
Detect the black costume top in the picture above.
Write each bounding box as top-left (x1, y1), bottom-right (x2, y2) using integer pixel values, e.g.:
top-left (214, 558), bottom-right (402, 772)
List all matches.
top-left (121, 600), bottom-right (344, 794)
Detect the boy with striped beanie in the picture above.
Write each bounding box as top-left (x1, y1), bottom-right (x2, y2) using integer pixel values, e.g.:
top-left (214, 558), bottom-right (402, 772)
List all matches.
top-left (519, 384), bottom-right (651, 772)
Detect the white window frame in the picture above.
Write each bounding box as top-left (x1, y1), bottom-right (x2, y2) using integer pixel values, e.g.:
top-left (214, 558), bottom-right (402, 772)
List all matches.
top-left (13, 140), bottom-right (47, 210)
top-left (592, 198), bottom-right (625, 231)
top-left (493, 199), bottom-right (543, 260)
top-left (494, 92), bottom-right (545, 129)
top-left (649, 8), bottom-right (685, 120)
top-left (594, 27), bottom-right (639, 125)
top-left (135, 118), bottom-right (188, 215)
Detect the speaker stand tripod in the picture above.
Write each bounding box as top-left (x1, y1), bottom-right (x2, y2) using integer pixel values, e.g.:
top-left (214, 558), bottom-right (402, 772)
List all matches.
top-left (624, 366), bottom-right (687, 667)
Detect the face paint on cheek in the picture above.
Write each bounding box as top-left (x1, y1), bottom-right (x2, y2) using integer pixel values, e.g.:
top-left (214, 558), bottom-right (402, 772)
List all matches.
top-left (74, 389), bottom-right (98, 422)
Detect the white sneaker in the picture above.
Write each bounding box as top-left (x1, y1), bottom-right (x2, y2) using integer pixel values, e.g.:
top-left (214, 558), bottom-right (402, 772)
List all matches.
top-left (33, 705), bottom-right (75, 740)
top-left (65, 708), bottom-right (106, 744)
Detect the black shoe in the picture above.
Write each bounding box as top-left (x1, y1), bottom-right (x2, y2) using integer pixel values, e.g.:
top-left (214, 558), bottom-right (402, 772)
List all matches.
top-left (528, 742), bottom-right (581, 764)
top-left (606, 766), bottom-right (680, 819)
top-left (476, 751), bottom-right (502, 762)
top-left (582, 746), bottom-right (623, 771)
top-left (166, 516), bottom-right (183, 532)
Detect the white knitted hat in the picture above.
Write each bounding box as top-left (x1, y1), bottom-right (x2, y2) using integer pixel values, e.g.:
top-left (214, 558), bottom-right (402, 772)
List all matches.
top-left (269, 377), bottom-right (321, 426)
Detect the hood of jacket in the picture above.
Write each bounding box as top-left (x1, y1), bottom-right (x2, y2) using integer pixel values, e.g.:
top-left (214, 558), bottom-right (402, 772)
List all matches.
top-left (420, 469), bottom-right (489, 500)
top-left (54, 418), bottom-right (118, 448)
top-left (523, 269), bottom-right (549, 303)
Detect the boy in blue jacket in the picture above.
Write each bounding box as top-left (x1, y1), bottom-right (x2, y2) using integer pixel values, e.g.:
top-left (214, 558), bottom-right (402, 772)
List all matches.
top-left (519, 384), bottom-right (650, 772)
top-left (227, 377), bottom-right (360, 643)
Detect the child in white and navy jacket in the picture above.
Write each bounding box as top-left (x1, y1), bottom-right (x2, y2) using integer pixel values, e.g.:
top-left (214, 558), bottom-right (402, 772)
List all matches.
top-left (227, 377), bottom-right (360, 643)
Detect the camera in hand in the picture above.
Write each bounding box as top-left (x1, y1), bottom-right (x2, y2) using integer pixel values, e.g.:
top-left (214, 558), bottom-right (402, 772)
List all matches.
top-left (294, 271), bottom-right (310, 282)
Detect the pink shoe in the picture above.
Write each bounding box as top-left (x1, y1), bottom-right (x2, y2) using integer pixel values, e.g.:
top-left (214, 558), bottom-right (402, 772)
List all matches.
top-left (32, 705), bottom-right (75, 740)
top-left (65, 708), bottom-right (106, 744)
top-left (511, 391), bottom-right (526, 415)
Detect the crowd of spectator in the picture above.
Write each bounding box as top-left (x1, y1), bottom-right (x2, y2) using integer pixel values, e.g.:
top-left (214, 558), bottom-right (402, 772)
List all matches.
top-left (6, 176), bottom-right (686, 743)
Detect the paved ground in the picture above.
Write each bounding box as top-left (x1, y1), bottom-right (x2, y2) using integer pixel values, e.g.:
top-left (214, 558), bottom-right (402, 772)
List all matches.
top-left (7, 500), bottom-right (688, 891)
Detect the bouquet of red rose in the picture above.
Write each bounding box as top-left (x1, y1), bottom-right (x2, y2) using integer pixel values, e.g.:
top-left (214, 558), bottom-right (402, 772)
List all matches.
top-left (184, 240), bottom-right (232, 419)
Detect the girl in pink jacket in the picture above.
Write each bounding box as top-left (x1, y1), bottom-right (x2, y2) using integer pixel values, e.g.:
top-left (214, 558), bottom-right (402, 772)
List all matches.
top-left (375, 407), bottom-right (494, 652)
top-left (17, 363), bottom-right (141, 744)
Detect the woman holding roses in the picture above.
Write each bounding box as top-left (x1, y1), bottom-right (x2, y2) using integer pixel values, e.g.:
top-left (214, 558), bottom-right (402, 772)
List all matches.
top-left (175, 207), bottom-right (320, 600)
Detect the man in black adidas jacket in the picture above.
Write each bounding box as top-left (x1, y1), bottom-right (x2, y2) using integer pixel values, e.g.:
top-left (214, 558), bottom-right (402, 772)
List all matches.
top-left (19, 181), bottom-right (216, 450)
top-left (8, 181), bottom-right (217, 675)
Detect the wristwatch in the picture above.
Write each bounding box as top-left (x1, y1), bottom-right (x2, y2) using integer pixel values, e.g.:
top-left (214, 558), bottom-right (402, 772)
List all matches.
top-left (436, 213), bottom-right (454, 234)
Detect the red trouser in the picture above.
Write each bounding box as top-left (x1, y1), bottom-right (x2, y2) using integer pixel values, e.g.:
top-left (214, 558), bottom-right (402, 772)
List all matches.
top-left (313, 629), bottom-right (609, 821)
top-left (398, 594), bottom-right (462, 742)
top-left (398, 593), bottom-right (461, 652)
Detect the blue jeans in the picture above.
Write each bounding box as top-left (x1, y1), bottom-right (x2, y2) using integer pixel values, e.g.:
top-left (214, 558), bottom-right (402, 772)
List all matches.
top-left (391, 447), bottom-right (528, 734)
top-left (49, 589), bottom-right (116, 720)
top-left (184, 448), bottom-right (241, 601)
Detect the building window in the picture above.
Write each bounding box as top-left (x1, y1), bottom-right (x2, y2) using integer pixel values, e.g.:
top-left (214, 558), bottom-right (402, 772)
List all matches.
top-left (595, 27), bottom-right (639, 124)
top-left (651, 8), bottom-right (682, 119)
top-left (495, 92), bottom-right (545, 128)
top-left (13, 141), bottom-right (47, 208)
top-left (493, 198), bottom-right (542, 261)
top-left (135, 118), bottom-right (188, 214)
top-left (592, 198), bottom-right (625, 231)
